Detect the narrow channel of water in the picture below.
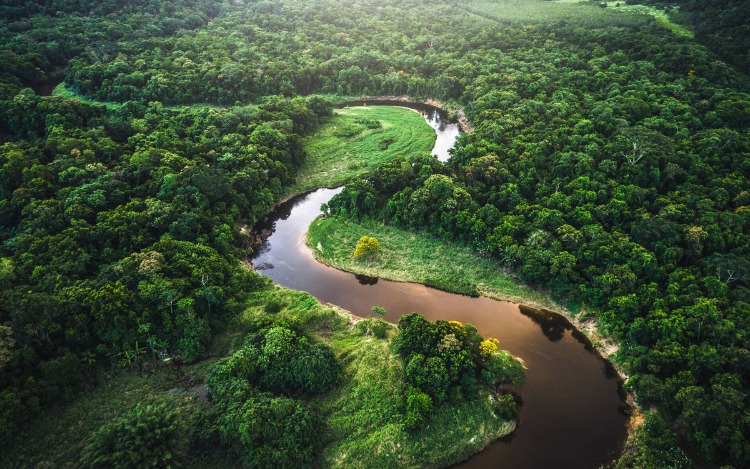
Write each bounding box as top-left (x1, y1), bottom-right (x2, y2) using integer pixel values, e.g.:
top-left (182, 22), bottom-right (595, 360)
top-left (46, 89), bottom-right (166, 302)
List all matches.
top-left (251, 106), bottom-right (628, 468)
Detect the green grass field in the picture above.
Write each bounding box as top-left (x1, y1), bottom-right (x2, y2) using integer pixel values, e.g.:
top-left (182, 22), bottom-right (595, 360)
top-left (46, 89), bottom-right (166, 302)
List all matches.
top-left (308, 216), bottom-right (561, 310)
top-left (286, 106), bottom-right (436, 197)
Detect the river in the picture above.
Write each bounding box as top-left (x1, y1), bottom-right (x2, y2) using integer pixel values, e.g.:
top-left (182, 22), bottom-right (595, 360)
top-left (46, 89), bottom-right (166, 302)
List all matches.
top-left (251, 105), bottom-right (628, 468)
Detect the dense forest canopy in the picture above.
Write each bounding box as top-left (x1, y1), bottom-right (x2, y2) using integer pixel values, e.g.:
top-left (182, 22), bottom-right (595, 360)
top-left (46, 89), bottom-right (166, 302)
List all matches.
top-left (1, 0), bottom-right (749, 467)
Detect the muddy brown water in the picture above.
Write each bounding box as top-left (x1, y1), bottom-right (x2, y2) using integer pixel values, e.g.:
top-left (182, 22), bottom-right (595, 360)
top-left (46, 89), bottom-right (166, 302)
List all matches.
top-left (251, 107), bottom-right (628, 468)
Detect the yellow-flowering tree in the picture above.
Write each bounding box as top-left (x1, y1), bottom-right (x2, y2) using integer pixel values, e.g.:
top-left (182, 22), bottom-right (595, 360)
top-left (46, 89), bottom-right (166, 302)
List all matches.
top-left (352, 236), bottom-right (380, 262)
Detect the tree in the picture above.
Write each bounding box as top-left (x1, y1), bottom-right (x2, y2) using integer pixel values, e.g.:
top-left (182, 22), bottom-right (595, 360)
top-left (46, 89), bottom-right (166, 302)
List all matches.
top-left (352, 236), bottom-right (380, 262)
top-left (81, 402), bottom-right (187, 468)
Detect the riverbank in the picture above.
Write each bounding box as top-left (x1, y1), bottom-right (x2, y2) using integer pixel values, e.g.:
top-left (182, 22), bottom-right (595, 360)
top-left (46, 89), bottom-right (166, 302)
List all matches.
top-left (307, 216), bottom-right (630, 381)
top-left (308, 216), bottom-right (561, 311)
top-left (348, 95), bottom-right (473, 133)
top-left (246, 284), bottom-right (519, 468)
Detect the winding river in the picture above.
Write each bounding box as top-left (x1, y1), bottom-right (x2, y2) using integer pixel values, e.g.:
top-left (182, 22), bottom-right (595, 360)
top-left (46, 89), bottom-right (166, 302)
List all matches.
top-left (252, 105), bottom-right (628, 468)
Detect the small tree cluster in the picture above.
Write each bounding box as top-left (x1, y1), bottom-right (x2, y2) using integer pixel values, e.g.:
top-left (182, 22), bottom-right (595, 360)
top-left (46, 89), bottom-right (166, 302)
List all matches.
top-left (393, 314), bottom-right (524, 431)
top-left (81, 402), bottom-right (186, 468)
top-left (352, 235), bottom-right (381, 262)
top-left (204, 324), bottom-right (342, 467)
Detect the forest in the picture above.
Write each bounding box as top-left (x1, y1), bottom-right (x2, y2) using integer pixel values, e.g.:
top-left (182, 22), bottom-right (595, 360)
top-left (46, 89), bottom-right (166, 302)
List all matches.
top-left (1, 0), bottom-right (749, 467)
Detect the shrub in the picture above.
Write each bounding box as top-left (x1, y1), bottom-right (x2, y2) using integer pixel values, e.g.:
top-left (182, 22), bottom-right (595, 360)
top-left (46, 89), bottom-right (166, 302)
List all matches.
top-left (217, 393), bottom-right (319, 468)
top-left (352, 236), bottom-right (380, 261)
top-left (404, 386), bottom-right (433, 431)
top-left (80, 401), bottom-right (186, 468)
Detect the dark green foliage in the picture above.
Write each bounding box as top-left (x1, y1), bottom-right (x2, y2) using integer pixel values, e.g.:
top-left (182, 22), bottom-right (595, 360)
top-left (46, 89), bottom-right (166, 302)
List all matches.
top-left (0, 90), bottom-right (330, 443)
top-left (215, 389), bottom-right (319, 469)
top-left (616, 411), bottom-right (690, 469)
top-left (80, 401), bottom-right (186, 468)
top-left (264, 299), bottom-right (284, 314)
top-left (0, 0), bottom-right (749, 464)
top-left (640, 0), bottom-right (750, 73)
top-left (393, 314), bottom-right (522, 430)
top-left (491, 394), bottom-right (519, 421)
top-left (205, 325), bottom-right (340, 468)
top-left (372, 320), bottom-right (388, 339)
top-left (259, 326), bottom-right (342, 395)
top-left (321, 2), bottom-right (750, 461)
top-left (209, 326), bottom-right (341, 396)
top-left (404, 386), bottom-right (433, 431)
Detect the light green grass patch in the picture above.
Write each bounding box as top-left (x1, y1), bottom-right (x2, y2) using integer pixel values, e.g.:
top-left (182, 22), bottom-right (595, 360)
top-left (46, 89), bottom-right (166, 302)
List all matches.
top-left (287, 106), bottom-right (436, 197)
top-left (464, 0), bottom-right (650, 27)
top-left (308, 216), bottom-right (561, 310)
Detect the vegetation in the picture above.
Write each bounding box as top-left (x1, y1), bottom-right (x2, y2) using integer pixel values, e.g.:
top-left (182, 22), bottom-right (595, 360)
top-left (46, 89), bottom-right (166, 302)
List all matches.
top-left (81, 401), bottom-right (187, 468)
top-left (1, 0), bottom-right (749, 466)
top-left (308, 216), bottom-right (559, 308)
top-left (316, 312), bottom-right (519, 468)
top-left (290, 106), bottom-right (435, 196)
top-left (394, 313), bottom-right (523, 431)
top-left (352, 235), bottom-right (381, 262)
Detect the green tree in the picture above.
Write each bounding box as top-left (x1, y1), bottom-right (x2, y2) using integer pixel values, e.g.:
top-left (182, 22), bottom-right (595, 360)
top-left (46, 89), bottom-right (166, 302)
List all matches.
top-left (81, 402), bottom-right (186, 468)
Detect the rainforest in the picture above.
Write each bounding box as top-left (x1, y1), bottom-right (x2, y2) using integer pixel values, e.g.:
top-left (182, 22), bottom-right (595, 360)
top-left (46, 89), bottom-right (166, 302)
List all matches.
top-left (1, 0), bottom-right (749, 467)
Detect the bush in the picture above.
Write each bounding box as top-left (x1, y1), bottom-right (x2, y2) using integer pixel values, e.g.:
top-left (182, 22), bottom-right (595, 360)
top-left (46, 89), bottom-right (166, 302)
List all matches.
top-left (352, 236), bottom-right (380, 261)
top-left (259, 326), bottom-right (342, 394)
top-left (373, 320), bottom-right (388, 338)
top-left (264, 299), bottom-right (284, 314)
top-left (404, 386), bottom-right (433, 431)
top-left (216, 393), bottom-right (319, 468)
top-left (492, 394), bottom-right (520, 421)
top-left (80, 401), bottom-right (186, 468)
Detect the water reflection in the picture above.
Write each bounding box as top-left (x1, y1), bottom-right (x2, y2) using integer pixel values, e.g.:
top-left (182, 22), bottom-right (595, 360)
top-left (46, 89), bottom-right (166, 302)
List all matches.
top-left (355, 273), bottom-right (379, 285)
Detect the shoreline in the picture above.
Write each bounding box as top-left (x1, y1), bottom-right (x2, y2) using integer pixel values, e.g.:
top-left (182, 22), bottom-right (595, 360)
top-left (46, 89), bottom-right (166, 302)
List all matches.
top-left (302, 217), bottom-right (638, 427)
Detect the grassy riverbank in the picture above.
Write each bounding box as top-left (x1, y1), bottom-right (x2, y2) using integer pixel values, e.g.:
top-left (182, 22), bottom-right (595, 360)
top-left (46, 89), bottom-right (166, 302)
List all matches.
top-left (3, 280), bottom-right (515, 468)
top-left (246, 284), bottom-right (517, 468)
top-left (307, 216), bottom-right (561, 311)
top-left (286, 106), bottom-right (435, 197)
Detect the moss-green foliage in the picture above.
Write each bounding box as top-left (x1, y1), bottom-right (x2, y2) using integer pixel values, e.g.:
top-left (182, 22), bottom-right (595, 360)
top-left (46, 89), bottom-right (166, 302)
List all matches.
top-left (289, 106), bottom-right (435, 196)
top-left (203, 319), bottom-right (341, 467)
top-left (208, 376), bottom-right (321, 469)
top-left (2, 0), bottom-right (749, 465)
top-left (315, 1), bottom-right (750, 464)
top-left (81, 401), bottom-right (187, 468)
top-left (636, 0), bottom-right (750, 71)
top-left (0, 91), bottom-right (333, 443)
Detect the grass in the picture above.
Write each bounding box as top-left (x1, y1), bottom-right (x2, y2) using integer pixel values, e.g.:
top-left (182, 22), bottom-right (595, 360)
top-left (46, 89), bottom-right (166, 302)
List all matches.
top-left (52, 82), bottom-right (226, 110)
top-left (315, 334), bottom-right (514, 469)
top-left (2, 365), bottom-right (207, 469)
top-left (6, 280), bottom-right (514, 468)
top-left (286, 106), bottom-right (436, 197)
top-left (463, 0), bottom-right (651, 27)
top-left (548, 0), bottom-right (692, 36)
top-left (307, 216), bottom-right (561, 311)
top-left (246, 285), bottom-right (516, 468)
